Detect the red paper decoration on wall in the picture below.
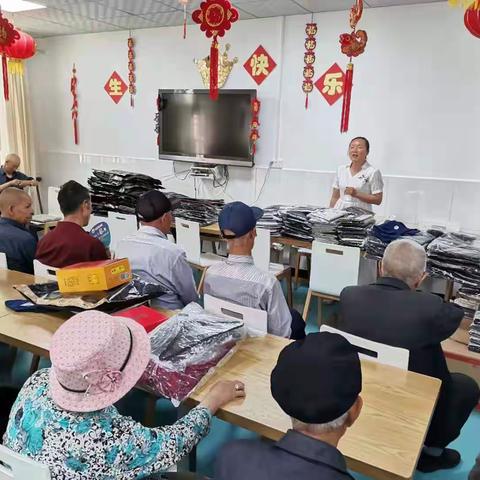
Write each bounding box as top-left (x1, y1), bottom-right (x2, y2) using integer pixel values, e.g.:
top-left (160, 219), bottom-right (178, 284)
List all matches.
top-left (0, 11), bottom-right (20, 100)
top-left (339, 0), bottom-right (367, 133)
top-left (71, 64), bottom-right (79, 145)
top-left (315, 63), bottom-right (346, 106)
top-left (104, 71), bottom-right (128, 104)
top-left (127, 36), bottom-right (136, 107)
top-left (192, 0), bottom-right (239, 100)
top-left (465, 4), bottom-right (480, 37)
top-left (302, 22), bottom-right (317, 109)
top-left (250, 98), bottom-right (261, 156)
top-left (244, 45), bottom-right (277, 86)
top-left (178, 0), bottom-right (192, 39)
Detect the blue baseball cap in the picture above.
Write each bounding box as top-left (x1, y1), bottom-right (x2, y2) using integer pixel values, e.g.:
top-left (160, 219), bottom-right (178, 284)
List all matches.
top-left (218, 201), bottom-right (264, 239)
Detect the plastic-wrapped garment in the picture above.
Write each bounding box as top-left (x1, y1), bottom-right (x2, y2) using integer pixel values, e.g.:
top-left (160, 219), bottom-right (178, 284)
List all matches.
top-left (140, 303), bottom-right (245, 404)
top-left (365, 231), bottom-right (436, 260)
top-left (165, 193), bottom-right (224, 226)
top-left (13, 275), bottom-right (168, 313)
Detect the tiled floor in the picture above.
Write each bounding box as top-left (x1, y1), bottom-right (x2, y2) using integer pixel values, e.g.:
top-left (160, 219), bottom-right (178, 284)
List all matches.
top-left (1, 283), bottom-right (478, 479)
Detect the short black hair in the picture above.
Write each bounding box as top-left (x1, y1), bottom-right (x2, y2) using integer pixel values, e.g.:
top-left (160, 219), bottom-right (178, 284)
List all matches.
top-left (349, 136), bottom-right (370, 154)
top-left (58, 180), bottom-right (90, 216)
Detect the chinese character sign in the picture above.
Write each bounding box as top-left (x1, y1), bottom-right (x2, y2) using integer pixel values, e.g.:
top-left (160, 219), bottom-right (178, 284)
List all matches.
top-left (244, 45), bottom-right (276, 86)
top-left (104, 71), bottom-right (127, 104)
top-left (315, 63), bottom-right (345, 106)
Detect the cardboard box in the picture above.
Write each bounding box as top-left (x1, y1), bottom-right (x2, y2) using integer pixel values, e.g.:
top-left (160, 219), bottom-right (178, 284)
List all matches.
top-left (57, 259), bottom-right (132, 293)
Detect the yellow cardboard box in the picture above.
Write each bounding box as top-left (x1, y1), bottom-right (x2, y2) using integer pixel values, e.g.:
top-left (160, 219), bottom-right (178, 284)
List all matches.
top-left (56, 259), bottom-right (132, 293)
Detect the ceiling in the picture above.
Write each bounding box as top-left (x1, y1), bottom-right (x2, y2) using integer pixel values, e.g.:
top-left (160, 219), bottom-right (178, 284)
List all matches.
top-left (3, 0), bottom-right (446, 38)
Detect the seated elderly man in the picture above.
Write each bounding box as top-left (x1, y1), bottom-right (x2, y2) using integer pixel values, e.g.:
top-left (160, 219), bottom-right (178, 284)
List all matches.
top-left (204, 201), bottom-right (305, 340)
top-left (0, 188), bottom-right (37, 273)
top-left (338, 239), bottom-right (480, 473)
top-left (36, 180), bottom-right (108, 268)
top-left (0, 153), bottom-right (37, 192)
top-left (116, 190), bottom-right (198, 310)
top-left (215, 332), bottom-right (362, 479)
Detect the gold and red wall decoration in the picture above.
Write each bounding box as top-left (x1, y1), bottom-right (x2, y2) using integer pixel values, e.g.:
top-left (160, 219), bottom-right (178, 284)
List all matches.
top-left (71, 64), bottom-right (79, 145)
top-left (244, 45), bottom-right (276, 86)
top-left (0, 10), bottom-right (20, 100)
top-left (104, 71), bottom-right (128, 104)
top-left (250, 98), bottom-right (260, 156)
top-left (302, 21), bottom-right (317, 109)
top-left (127, 35), bottom-right (136, 107)
top-left (315, 63), bottom-right (346, 106)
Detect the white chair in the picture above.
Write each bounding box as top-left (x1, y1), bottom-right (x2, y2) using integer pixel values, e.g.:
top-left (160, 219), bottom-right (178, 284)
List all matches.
top-left (33, 260), bottom-right (58, 280)
top-left (175, 219), bottom-right (223, 293)
top-left (303, 241), bottom-right (361, 325)
top-left (107, 212), bottom-right (138, 254)
top-left (0, 252), bottom-right (7, 269)
top-left (204, 294), bottom-right (268, 337)
top-left (47, 186), bottom-right (62, 217)
top-left (320, 324), bottom-right (410, 370)
top-left (0, 445), bottom-right (51, 480)
top-left (252, 228), bottom-right (293, 307)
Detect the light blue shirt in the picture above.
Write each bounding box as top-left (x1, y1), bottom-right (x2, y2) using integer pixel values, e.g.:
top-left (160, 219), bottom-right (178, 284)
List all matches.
top-left (116, 226), bottom-right (198, 310)
top-left (204, 255), bottom-right (292, 338)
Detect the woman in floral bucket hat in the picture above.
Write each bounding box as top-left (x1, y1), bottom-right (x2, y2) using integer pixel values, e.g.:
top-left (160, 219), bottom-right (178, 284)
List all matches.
top-left (3, 311), bottom-right (245, 479)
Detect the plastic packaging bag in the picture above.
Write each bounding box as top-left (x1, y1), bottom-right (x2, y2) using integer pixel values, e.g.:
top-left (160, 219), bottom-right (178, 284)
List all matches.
top-left (140, 303), bottom-right (245, 404)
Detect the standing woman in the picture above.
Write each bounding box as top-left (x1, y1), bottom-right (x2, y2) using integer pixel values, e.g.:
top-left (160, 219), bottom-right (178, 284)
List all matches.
top-left (329, 137), bottom-right (384, 211)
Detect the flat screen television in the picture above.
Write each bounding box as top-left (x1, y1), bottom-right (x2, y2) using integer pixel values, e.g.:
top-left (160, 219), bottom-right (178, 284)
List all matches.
top-left (157, 89), bottom-right (256, 167)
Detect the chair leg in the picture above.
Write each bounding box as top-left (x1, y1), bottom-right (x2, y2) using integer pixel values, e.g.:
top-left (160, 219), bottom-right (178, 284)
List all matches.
top-left (30, 355), bottom-right (41, 375)
top-left (286, 269), bottom-right (293, 309)
top-left (302, 289), bottom-right (312, 322)
top-left (317, 297), bottom-right (323, 327)
top-left (197, 267), bottom-right (207, 295)
top-left (294, 251), bottom-right (301, 289)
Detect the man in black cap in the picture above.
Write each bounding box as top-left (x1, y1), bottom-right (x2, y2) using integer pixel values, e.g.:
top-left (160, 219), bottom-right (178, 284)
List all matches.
top-left (204, 201), bottom-right (305, 339)
top-left (116, 190), bottom-right (198, 310)
top-left (215, 332), bottom-right (363, 479)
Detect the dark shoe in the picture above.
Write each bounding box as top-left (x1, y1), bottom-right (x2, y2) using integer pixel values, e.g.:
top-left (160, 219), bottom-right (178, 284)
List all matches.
top-left (417, 448), bottom-right (461, 473)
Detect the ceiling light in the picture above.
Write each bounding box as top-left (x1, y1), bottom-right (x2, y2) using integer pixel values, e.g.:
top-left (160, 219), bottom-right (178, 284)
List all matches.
top-left (1, 0), bottom-right (46, 13)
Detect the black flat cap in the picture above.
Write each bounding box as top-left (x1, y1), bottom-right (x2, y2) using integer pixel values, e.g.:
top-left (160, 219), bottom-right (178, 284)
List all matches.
top-left (136, 190), bottom-right (172, 222)
top-left (271, 332), bottom-right (362, 424)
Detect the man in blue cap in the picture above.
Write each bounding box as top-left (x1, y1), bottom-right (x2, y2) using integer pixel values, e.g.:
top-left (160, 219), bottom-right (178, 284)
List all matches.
top-left (204, 201), bottom-right (305, 339)
top-left (215, 332), bottom-right (362, 479)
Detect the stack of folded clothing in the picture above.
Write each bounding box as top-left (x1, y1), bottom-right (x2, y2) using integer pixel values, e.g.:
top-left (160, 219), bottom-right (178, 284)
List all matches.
top-left (165, 192), bottom-right (224, 226)
top-left (469, 310), bottom-right (480, 353)
top-left (281, 206), bottom-right (317, 241)
top-left (336, 207), bottom-right (376, 247)
top-left (88, 169), bottom-right (163, 216)
top-left (308, 208), bottom-right (349, 244)
top-left (454, 288), bottom-right (480, 326)
top-left (427, 232), bottom-right (480, 290)
top-left (257, 205), bottom-right (285, 237)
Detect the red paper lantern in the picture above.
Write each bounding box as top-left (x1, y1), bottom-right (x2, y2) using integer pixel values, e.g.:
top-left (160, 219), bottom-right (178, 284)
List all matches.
top-left (5, 30), bottom-right (36, 59)
top-left (465, 5), bottom-right (480, 37)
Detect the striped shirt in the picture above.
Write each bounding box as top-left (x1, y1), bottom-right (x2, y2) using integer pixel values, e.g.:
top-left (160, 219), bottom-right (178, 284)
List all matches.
top-left (204, 255), bottom-right (292, 338)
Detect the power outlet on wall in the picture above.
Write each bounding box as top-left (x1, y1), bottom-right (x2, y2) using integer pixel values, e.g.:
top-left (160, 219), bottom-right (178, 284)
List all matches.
top-left (270, 159), bottom-right (283, 169)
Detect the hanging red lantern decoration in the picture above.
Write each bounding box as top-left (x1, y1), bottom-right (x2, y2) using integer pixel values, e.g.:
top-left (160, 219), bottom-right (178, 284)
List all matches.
top-left (192, 0), bottom-right (239, 100)
top-left (127, 36), bottom-right (136, 107)
top-left (339, 0), bottom-right (367, 133)
top-left (465, 4), bottom-right (480, 37)
top-left (449, 0), bottom-right (480, 9)
top-left (71, 64), bottom-right (79, 145)
top-left (178, 0), bottom-right (192, 39)
top-left (0, 10), bottom-right (20, 101)
top-left (5, 30), bottom-right (36, 77)
top-left (302, 21), bottom-right (317, 109)
top-left (250, 98), bottom-right (261, 156)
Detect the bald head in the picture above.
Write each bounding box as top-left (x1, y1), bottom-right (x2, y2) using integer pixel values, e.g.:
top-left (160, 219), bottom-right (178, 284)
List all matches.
top-left (0, 187), bottom-right (33, 225)
top-left (381, 239), bottom-right (427, 289)
top-left (4, 153), bottom-right (21, 176)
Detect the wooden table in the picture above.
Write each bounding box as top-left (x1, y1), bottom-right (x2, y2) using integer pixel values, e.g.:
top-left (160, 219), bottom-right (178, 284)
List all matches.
top-left (443, 338), bottom-right (480, 367)
top-left (189, 335), bottom-right (441, 480)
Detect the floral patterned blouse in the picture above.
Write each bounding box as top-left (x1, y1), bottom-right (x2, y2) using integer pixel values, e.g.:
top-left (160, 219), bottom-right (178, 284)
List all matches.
top-left (2, 369), bottom-right (211, 479)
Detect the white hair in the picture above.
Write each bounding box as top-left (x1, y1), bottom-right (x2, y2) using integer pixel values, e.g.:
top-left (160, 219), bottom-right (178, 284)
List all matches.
top-left (382, 239), bottom-right (427, 289)
top-left (291, 411), bottom-right (349, 435)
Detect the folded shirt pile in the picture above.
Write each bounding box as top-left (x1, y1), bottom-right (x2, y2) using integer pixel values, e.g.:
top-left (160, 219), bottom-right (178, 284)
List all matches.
top-left (336, 207), bottom-right (376, 248)
top-left (469, 310), bottom-right (480, 353)
top-left (427, 232), bottom-right (480, 290)
top-left (307, 208), bottom-right (349, 244)
top-left (281, 206), bottom-right (318, 241)
top-left (165, 193), bottom-right (224, 226)
top-left (454, 288), bottom-right (480, 326)
top-left (257, 205), bottom-right (286, 237)
top-left (89, 169), bottom-right (163, 216)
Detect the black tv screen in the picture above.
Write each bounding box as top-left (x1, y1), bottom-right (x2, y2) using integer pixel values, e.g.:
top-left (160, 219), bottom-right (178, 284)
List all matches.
top-left (158, 89), bottom-right (256, 167)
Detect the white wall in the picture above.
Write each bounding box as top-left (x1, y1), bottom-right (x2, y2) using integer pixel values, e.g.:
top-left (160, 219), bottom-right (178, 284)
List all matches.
top-left (26, 3), bottom-right (480, 231)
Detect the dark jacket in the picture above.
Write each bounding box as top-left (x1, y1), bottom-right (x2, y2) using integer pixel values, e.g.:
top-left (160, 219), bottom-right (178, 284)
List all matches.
top-left (215, 430), bottom-right (354, 480)
top-left (0, 166), bottom-right (32, 185)
top-left (0, 218), bottom-right (37, 274)
top-left (338, 277), bottom-right (463, 382)
top-left (470, 456), bottom-right (480, 480)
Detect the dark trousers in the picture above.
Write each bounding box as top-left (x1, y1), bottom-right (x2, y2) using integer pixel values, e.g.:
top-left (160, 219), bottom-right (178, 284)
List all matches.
top-left (425, 373), bottom-right (480, 448)
top-left (290, 309), bottom-right (306, 340)
top-left (0, 386), bottom-right (20, 438)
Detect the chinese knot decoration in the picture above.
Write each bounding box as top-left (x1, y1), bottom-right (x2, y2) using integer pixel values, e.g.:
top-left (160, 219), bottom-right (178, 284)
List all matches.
top-left (178, 0), bottom-right (192, 39)
top-left (127, 36), bottom-right (136, 107)
top-left (250, 98), bottom-right (260, 156)
top-left (71, 64), bottom-right (79, 145)
top-left (465, 4), bottom-right (480, 37)
top-left (192, 0), bottom-right (239, 100)
top-left (339, 0), bottom-right (368, 133)
top-left (449, 0), bottom-right (480, 9)
top-left (0, 10), bottom-right (20, 100)
top-left (302, 22), bottom-right (317, 109)
top-left (5, 30), bottom-right (36, 77)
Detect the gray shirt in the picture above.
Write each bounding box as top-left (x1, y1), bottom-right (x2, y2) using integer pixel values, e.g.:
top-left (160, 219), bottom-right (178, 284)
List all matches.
top-left (116, 226), bottom-right (198, 310)
top-left (204, 255), bottom-right (292, 338)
